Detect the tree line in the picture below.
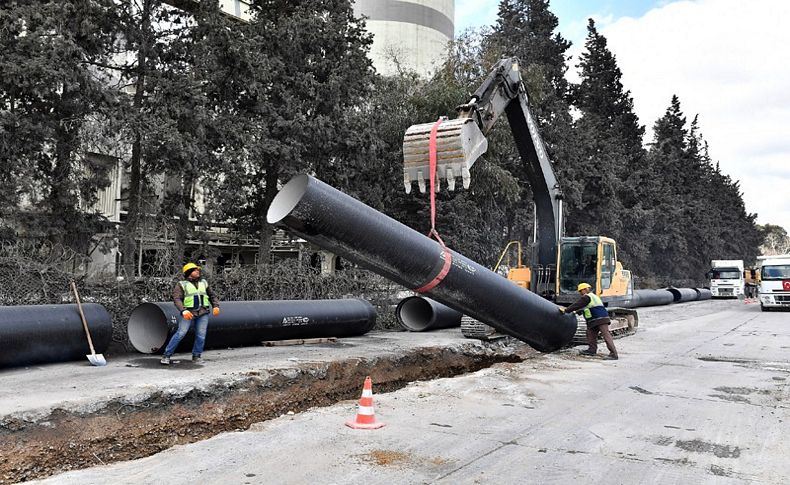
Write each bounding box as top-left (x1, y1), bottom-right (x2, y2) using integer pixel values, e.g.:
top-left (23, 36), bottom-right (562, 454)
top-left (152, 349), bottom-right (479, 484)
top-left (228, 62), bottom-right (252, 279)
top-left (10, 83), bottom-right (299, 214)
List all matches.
top-left (0, 0), bottom-right (768, 285)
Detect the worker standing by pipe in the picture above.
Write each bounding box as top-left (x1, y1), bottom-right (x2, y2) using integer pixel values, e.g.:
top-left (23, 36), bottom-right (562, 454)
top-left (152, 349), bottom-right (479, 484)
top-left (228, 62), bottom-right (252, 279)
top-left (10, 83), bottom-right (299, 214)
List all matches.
top-left (561, 283), bottom-right (619, 360)
top-left (160, 263), bottom-right (220, 366)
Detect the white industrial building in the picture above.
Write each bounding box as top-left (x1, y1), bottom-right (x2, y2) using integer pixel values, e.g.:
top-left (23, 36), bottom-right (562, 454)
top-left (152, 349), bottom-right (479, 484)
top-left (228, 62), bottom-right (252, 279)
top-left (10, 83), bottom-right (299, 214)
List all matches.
top-left (353, 0), bottom-right (455, 77)
top-left (204, 0), bottom-right (455, 76)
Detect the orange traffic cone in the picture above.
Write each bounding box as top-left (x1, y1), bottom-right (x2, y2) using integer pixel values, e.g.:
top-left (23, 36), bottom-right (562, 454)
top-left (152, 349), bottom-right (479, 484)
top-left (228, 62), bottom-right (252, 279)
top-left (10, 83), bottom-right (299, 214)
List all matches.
top-left (345, 376), bottom-right (385, 429)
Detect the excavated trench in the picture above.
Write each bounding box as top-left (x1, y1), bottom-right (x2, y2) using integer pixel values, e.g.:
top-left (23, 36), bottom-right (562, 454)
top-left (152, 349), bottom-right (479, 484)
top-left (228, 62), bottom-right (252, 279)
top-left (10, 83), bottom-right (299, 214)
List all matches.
top-left (0, 342), bottom-right (528, 483)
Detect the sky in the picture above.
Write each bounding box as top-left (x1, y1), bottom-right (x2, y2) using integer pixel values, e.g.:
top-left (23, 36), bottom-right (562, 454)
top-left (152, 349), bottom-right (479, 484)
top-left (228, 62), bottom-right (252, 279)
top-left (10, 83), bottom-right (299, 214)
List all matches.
top-left (455, 0), bottom-right (790, 232)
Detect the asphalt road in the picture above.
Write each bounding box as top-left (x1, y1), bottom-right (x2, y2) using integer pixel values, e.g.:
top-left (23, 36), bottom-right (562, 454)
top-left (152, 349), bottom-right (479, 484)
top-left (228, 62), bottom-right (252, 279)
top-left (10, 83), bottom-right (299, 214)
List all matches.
top-left (37, 300), bottom-right (790, 484)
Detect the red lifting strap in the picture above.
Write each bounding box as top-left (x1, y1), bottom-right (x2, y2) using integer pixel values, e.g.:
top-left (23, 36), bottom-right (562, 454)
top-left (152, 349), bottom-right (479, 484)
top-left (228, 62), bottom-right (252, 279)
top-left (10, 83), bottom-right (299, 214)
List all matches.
top-left (415, 117), bottom-right (453, 294)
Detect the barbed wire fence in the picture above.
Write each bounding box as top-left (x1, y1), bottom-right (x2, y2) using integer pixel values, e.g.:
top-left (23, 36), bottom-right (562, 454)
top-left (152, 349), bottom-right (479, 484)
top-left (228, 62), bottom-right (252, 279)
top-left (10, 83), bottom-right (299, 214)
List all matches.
top-left (0, 240), bottom-right (405, 354)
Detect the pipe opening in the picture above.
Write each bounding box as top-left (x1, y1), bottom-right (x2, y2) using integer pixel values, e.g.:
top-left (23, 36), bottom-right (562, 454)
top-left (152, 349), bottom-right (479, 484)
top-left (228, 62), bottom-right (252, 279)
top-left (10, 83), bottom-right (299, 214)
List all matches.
top-left (128, 303), bottom-right (169, 354)
top-left (267, 174), bottom-right (309, 224)
top-left (397, 297), bottom-right (435, 331)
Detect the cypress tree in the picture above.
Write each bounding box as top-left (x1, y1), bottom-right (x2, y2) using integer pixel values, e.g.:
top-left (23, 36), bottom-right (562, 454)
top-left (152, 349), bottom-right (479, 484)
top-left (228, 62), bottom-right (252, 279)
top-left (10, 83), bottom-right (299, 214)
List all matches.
top-left (486, 0), bottom-right (577, 249)
top-left (571, 19), bottom-right (649, 275)
top-left (645, 97), bottom-right (761, 283)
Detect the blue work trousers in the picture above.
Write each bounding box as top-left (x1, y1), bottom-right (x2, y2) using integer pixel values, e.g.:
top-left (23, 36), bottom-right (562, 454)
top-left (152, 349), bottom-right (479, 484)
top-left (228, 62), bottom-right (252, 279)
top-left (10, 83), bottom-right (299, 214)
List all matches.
top-left (163, 313), bottom-right (209, 357)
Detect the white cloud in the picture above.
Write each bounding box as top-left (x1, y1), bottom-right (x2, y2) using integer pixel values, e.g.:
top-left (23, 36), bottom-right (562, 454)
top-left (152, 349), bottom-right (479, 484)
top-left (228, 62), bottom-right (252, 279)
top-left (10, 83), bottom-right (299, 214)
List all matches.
top-left (597, 0), bottom-right (790, 230)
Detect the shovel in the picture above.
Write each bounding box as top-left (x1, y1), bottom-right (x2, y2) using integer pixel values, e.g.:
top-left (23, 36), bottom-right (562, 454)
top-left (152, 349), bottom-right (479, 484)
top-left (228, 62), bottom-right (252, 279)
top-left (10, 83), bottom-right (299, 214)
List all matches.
top-left (71, 281), bottom-right (107, 366)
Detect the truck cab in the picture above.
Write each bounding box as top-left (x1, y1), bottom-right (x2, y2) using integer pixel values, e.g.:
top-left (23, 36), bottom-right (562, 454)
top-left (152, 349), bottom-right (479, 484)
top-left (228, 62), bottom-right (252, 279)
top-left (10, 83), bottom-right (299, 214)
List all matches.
top-left (757, 255), bottom-right (790, 311)
top-left (708, 260), bottom-right (744, 298)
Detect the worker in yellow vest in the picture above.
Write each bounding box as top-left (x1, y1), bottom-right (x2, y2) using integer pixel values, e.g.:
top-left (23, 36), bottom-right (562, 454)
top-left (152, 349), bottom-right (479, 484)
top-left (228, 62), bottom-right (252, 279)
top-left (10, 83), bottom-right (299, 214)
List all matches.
top-left (160, 263), bottom-right (220, 365)
top-left (561, 282), bottom-right (618, 360)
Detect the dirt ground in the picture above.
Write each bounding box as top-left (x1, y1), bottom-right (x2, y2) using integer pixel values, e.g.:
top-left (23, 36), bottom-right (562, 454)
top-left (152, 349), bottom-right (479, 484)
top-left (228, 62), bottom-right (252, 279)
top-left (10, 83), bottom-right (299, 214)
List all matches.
top-left (0, 344), bottom-right (528, 483)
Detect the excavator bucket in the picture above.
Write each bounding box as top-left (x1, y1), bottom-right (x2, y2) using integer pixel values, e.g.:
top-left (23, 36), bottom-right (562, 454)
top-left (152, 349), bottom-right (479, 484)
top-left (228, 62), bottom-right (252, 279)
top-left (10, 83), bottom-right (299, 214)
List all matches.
top-left (402, 118), bottom-right (488, 193)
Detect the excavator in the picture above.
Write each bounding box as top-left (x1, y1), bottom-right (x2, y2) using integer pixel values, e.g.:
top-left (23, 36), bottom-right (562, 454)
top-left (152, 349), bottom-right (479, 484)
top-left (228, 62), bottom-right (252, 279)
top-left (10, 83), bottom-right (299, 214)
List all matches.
top-left (402, 57), bottom-right (637, 343)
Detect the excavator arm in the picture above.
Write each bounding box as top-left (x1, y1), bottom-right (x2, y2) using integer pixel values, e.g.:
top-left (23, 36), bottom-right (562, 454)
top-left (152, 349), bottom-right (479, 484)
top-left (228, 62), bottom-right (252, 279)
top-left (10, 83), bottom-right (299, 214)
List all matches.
top-left (402, 58), bottom-right (564, 290)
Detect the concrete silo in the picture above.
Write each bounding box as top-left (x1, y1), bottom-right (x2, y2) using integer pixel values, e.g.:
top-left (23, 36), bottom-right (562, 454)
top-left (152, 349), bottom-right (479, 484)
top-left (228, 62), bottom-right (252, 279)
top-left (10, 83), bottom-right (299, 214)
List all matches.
top-left (353, 0), bottom-right (455, 77)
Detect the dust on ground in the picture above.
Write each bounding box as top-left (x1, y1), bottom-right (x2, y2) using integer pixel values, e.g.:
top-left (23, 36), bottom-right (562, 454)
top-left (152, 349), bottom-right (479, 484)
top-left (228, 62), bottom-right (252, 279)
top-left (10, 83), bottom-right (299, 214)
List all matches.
top-left (0, 344), bottom-right (525, 483)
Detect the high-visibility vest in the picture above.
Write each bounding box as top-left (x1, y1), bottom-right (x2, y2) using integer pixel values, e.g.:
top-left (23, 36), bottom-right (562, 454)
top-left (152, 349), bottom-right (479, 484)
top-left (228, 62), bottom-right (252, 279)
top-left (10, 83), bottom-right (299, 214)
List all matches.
top-left (181, 279), bottom-right (210, 309)
top-left (583, 292), bottom-right (608, 321)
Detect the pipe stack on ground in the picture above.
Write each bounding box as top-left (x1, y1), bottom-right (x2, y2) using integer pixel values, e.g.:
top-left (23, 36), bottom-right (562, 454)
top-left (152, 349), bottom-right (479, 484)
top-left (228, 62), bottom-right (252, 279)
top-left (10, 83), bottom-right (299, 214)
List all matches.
top-left (266, 175), bottom-right (577, 352)
top-left (0, 303), bottom-right (112, 368)
top-left (666, 288), bottom-right (699, 303)
top-left (695, 288), bottom-right (713, 300)
top-left (631, 289), bottom-right (675, 307)
top-left (127, 299), bottom-right (377, 354)
top-left (396, 296), bottom-right (462, 332)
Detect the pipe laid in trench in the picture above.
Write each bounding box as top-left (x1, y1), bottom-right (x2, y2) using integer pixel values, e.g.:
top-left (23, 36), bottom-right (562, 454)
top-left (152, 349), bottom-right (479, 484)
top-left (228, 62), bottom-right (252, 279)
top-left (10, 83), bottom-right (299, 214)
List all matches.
top-left (267, 175), bottom-right (577, 352)
top-left (0, 303), bottom-right (112, 368)
top-left (396, 296), bottom-right (462, 332)
top-left (128, 299), bottom-right (377, 354)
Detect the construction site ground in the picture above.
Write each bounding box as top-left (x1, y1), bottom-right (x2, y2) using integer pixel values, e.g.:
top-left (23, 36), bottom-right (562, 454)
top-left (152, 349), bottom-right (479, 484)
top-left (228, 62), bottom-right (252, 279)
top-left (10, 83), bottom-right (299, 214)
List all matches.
top-left (2, 299), bottom-right (789, 484)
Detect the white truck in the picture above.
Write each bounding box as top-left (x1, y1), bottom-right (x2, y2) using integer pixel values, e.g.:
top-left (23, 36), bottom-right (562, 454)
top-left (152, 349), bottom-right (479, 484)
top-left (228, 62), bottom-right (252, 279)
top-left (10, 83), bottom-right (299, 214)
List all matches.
top-left (757, 255), bottom-right (790, 311)
top-left (708, 260), bottom-right (744, 298)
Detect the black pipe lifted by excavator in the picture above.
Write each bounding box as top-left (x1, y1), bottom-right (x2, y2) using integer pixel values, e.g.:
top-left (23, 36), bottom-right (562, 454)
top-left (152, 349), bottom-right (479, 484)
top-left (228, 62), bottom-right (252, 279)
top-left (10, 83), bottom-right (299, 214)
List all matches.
top-left (396, 296), bottom-right (462, 332)
top-left (0, 303), bottom-right (112, 368)
top-left (127, 299), bottom-right (377, 354)
top-left (267, 175), bottom-right (577, 352)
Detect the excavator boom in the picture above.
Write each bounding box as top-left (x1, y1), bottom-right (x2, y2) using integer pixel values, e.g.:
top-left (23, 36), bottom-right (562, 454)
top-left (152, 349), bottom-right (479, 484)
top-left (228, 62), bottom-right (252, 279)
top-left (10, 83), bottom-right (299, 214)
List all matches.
top-left (402, 57), bottom-right (563, 290)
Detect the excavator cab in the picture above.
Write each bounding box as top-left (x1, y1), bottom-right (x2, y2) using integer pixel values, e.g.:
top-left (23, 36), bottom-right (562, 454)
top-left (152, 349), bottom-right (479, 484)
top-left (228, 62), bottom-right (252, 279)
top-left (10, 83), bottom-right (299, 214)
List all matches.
top-left (555, 236), bottom-right (633, 307)
top-left (557, 238), bottom-right (599, 297)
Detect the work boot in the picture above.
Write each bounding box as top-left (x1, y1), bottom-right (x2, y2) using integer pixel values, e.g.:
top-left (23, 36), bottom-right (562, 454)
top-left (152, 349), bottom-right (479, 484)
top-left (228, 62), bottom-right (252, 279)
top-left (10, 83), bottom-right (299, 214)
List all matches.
top-left (604, 354), bottom-right (619, 361)
top-left (579, 349), bottom-right (596, 356)
top-left (160, 355), bottom-right (171, 365)
top-left (192, 355), bottom-right (204, 364)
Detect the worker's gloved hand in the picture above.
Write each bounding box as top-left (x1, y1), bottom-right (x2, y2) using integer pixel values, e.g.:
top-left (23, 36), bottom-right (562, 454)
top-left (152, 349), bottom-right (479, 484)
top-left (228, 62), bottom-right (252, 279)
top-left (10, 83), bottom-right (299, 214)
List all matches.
top-left (212, 307), bottom-right (220, 316)
top-left (182, 310), bottom-right (194, 320)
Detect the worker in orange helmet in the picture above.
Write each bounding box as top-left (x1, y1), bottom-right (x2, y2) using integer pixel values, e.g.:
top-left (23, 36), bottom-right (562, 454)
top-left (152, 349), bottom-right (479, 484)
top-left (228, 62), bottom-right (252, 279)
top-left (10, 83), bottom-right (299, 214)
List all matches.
top-left (160, 263), bottom-right (221, 365)
top-left (560, 282), bottom-right (618, 360)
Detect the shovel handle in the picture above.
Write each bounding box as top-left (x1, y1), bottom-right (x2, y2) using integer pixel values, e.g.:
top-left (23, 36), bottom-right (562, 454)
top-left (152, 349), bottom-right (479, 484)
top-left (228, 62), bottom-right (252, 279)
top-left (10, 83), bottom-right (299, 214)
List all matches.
top-left (71, 281), bottom-right (97, 355)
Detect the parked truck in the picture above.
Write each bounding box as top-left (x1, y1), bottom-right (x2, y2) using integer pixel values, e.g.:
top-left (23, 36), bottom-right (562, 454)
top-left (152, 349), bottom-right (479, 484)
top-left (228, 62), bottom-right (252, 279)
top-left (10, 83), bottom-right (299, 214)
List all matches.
top-left (757, 255), bottom-right (790, 311)
top-left (708, 260), bottom-right (744, 298)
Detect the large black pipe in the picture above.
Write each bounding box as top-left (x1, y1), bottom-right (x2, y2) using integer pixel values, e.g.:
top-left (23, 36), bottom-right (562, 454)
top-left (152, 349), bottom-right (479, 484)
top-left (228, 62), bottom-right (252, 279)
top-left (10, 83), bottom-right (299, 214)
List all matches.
top-left (666, 287), bottom-right (699, 303)
top-left (0, 303), bottom-right (112, 368)
top-left (396, 296), bottom-right (462, 331)
top-left (632, 289), bottom-right (674, 307)
top-left (695, 288), bottom-right (713, 300)
top-left (267, 175), bottom-right (577, 352)
top-left (128, 299), bottom-right (377, 354)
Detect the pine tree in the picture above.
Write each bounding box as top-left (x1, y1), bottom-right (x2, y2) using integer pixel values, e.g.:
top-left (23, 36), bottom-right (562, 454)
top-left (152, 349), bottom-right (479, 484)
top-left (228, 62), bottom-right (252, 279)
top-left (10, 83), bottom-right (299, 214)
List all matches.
top-left (212, 0), bottom-right (376, 263)
top-left (0, 0), bottom-right (118, 244)
top-left (107, 1), bottom-right (234, 274)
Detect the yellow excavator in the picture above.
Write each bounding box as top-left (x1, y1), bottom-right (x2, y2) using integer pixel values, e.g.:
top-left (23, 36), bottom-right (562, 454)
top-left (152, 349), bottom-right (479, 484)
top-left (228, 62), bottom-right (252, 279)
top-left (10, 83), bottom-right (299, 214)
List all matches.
top-left (403, 58), bottom-right (637, 343)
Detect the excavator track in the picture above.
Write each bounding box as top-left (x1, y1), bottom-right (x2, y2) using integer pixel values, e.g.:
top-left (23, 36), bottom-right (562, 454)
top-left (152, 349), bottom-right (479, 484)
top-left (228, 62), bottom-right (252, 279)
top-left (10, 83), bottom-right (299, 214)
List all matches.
top-left (461, 315), bottom-right (506, 340)
top-left (463, 307), bottom-right (638, 346)
top-left (570, 307), bottom-right (638, 346)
